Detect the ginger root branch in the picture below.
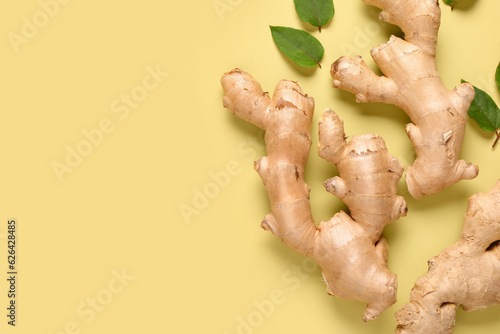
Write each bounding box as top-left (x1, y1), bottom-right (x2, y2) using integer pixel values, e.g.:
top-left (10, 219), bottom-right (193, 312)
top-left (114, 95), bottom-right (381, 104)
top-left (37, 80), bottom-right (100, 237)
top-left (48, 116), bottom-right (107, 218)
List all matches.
top-left (395, 180), bottom-right (500, 334)
top-left (222, 69), bottom-right (407, 320)
top-left (331, 0), bottom-right (478, 198)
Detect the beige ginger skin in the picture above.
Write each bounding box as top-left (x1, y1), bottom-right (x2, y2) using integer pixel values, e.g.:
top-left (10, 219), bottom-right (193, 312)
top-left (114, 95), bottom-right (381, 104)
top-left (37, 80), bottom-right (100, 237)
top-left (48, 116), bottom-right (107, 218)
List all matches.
top-left (395, 180), bottom-right (500, 334)
top-left (221, 68), bottom-right (407, 321)
top-left (331, 0), bottom-right (478, 199)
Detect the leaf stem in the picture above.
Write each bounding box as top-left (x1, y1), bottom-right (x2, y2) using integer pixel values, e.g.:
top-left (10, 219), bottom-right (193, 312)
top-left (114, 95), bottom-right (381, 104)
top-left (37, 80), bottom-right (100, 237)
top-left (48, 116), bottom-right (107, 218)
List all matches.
top-left (493, 130), bottom-right (500, 148)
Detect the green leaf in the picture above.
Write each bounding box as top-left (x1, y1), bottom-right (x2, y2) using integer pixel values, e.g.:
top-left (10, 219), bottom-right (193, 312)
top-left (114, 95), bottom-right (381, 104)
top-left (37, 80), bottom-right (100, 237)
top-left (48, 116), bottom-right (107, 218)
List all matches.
top-left (462, 80), bottom-right (500, 132)
top-left (443, 0), bottom-right (463, 9)
top-left (496, 62), bottom-right (500, 93)
top-left (270, 26), bottom-right (324, 68)
top-left (293, 0), bottom-right (334, 32)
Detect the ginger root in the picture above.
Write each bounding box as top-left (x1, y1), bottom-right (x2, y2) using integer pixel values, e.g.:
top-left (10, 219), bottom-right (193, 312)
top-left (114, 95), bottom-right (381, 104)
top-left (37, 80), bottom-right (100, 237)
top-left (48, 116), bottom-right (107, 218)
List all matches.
top-left (331, 0), bottom-right (478, 199)
top-left (395, 180), bottom-right (500, 334)
top-left (221, 68), bottom-right (407, 321)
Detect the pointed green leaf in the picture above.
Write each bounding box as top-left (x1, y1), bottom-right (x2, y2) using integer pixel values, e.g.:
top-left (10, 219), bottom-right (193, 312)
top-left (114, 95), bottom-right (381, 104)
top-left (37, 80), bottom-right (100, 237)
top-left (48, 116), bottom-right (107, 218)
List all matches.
top-left (496, 62), bottom-right (500, 93)
top-left (270, 26), bottom-right (324, 68)
top-left (293, 0), bottom-right (334, 32)
top-left (462, 80), bottom-right (500, 132)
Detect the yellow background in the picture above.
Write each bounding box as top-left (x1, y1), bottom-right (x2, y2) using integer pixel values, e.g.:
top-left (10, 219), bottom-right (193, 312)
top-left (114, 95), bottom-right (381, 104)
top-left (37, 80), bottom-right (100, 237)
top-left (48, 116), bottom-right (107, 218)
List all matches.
top-left (1, 0), bottom-right (499, 333)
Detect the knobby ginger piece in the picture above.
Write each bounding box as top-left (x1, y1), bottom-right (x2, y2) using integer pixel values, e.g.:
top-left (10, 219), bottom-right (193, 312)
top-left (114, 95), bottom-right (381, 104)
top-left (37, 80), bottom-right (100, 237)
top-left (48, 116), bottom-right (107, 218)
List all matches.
top-left (221, 68), bottom-right (407, 321)
top-left (331, 0), bottom-right (478, 198)
top-left (395, 180), bottom-right (500, 334)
